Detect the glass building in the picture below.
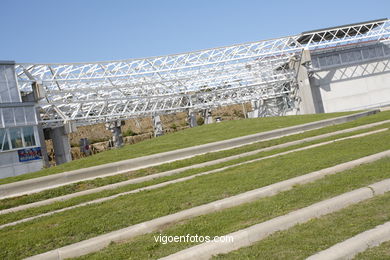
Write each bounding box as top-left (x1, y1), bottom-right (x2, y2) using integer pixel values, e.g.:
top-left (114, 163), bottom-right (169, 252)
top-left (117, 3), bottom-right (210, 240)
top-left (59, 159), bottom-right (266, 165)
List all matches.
top-left (0, 61), bottom-right (43, 178)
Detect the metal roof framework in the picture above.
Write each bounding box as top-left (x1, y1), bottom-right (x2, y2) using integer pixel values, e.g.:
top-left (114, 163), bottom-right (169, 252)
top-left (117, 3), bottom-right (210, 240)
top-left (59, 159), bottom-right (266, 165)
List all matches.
top-left (15, 19), bottom-right (390, 128)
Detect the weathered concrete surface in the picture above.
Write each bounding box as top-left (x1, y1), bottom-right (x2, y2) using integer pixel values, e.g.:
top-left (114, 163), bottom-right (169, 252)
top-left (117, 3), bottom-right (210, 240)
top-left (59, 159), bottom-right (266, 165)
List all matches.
top-left (3, 120), bottom-right (388, 215)
top-left (306, 221), bottom-right (390, 260)
top-left (0, 110), bottom-right (380, 199)
top-left (24, 151), bottom-right (390, 260)
top-left (161, 179), bottom-right (390, 260)
top-left (2, 129), bottom-right (386, 229)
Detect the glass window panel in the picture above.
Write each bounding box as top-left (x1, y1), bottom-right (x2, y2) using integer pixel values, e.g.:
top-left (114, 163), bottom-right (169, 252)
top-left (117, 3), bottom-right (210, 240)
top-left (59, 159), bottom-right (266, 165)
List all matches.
top-left (23, 126), bottom-right (36, 147)
top-left (24, 107), bottom-right (37, 125)
top-left (340, 52), bottom-right (350, 63)
top-left (3, 108), bottom-right (15, 126)
top-left (363, 47), bottom-right (377, 59)
top-left (0, 108), bottom-right (3, 128)
top-left (4, 65), bottom-right (20, 102)
top-left (325, 56), bottom-right (333, 66)
top-left (362, 48), bottom-right (370, 59)
top-left (0, 128), bottom-right (10, 151)
top-left (353, 50), bottom-right (362, 61)
top-left (341, 50), bottom-right (362, 63)
top-left (0, 128), bottom-right (4, 149)
top-left (375, 46), bottom-right (384, 57)
top-left (312, 58), bottom-right (319, 68)
top-left (384, 45), bottom-right (390, 56)
top-left (0, 67), bottom-right (10, 103)
top-left (332, 54), bottom-right (341, 65)
top-left (14, 107), bottom-right (25, 125)
top-left (9, 127), bottom-right (23, 149)
top-left (319, 56), bottom-right (327, 67)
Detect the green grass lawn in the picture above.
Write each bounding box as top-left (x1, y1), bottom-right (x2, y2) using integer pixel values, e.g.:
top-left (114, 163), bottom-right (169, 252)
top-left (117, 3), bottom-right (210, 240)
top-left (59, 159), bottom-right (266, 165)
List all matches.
top-left (73, 158), bottom-right (390, 260)
top-left (1, 120), bottom-right (389, 225)
top-left (214, 189), bottom-right (390, 259)
top-left (1, 110), bottom-right (389, 210)
top-left (355, 241), bottom-right (390, 259)
top-left (0, 112), bottom-right (353, 185)
top-left (1, 129), bottom-right (390, 259)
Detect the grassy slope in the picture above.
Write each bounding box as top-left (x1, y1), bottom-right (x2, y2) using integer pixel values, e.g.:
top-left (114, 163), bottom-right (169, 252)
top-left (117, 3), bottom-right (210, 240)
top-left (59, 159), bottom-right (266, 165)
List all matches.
top-left (2, 110), bottom-right (389, 208)
top-left (75, 158), bottom-right (390, 260)
top-left (215, 191), bottom-right (390, 260)
top-left (1, 121), bottom-right (390, 224)
top-left (1, 130), bottom-right (390, 259)
top-left (0, 112), bottom-right (352, 185)
top-left (356, 241), bottom-right (390, 259)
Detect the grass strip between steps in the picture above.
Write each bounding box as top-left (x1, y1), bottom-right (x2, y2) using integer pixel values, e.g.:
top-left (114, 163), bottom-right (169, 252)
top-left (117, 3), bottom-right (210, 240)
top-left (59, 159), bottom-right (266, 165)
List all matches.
top-left (1, 129), bottom-right (390, 259)
top-left (1, 125), bottom-right (389, 226)
top-left (1, 111), bottom-right (389, 211)
top-left (72, 158), bottom-right (390, 259)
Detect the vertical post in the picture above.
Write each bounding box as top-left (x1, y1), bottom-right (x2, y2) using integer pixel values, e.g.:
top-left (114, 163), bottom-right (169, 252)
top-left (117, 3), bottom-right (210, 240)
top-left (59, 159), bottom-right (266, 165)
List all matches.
top-left (50, 126), bottom-right (72, 165)
top-left (295, 49), bottom-right (317, 114)
top-left (29, 82), bottom-right (50, 167)
top-left (242, 103), bottom-right (247, 119)
top-left (202, 109), bottom-right (213, 124)
top-left (36, 115), bottom-right (50, 167)
top-left (187, 109), bottom-right (197, 128)
top-left (105, 120), bottom-right (124, 148)
top-left (152, 115), bottom-right (164, 137)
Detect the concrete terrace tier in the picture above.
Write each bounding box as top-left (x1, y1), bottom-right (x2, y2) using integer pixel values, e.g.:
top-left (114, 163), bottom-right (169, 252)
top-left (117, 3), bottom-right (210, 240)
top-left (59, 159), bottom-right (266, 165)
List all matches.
top-left (0, 109), bottom-right (379, 199)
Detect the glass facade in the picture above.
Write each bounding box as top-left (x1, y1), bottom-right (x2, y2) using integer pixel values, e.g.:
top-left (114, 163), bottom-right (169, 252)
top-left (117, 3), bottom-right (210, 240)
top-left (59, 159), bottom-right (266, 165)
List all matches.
top-left (312, 43), bottom-right (390, 70)
top-left (0, 106), bottom-right (37, 128)
top-left (0, 128), bottom-right (10, 151)
top-left (9, 127), bottom-right (23, 149)
top-left (0, 126), bottom-right (37, 152)
top-left (0, 64), bottom-right (21, 103)
top-left (23, 126), bottom-right (36, 147)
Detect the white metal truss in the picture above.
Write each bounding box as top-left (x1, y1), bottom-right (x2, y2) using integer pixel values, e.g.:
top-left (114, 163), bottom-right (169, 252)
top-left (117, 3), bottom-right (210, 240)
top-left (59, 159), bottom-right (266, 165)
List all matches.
top-left (14, 19), bottom-right (390, 127)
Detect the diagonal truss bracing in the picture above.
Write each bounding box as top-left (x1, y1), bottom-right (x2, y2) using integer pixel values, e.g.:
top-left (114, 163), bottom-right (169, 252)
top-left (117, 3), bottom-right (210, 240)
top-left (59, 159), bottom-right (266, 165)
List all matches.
top-left (15, 19), bottom-right (390, 127)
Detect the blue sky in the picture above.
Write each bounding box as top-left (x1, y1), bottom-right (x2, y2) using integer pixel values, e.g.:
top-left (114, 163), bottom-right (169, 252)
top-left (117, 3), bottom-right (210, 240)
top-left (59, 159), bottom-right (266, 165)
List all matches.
top-left (1, 0), bottom-right (389, 63)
